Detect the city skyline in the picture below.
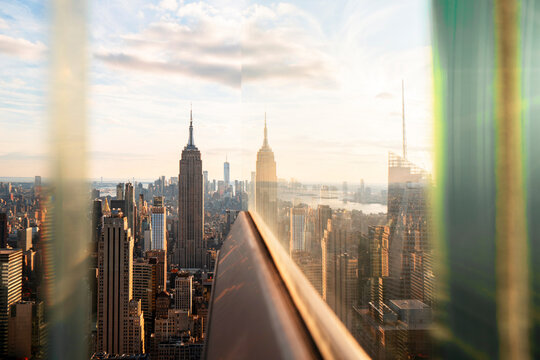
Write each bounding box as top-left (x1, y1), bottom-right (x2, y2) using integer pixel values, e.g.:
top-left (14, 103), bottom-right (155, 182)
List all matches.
top-left (0, 0), bottom-right (433, 183)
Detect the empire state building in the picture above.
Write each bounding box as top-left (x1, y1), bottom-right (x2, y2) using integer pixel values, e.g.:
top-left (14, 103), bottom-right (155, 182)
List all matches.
top-left (177, 109), bottom-right (206, 268)
top-left (255, 114), bottom-right (278, 235)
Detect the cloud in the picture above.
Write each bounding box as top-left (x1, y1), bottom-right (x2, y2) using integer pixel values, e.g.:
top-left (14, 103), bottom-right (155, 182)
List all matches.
top-left (0, 18), bottom-right (9, 29)
top-left (95, 52), bottom-right (241, 87)
top-left (94, 2), bottom-right (336, 89)
top-left (0, 152), bottom-right (46, 160)
top-left (0, 34), bottom-right (45, 60)
top-left (376, 92), bottom-right (393, 99)
top-left (159, 0), bottom-right (179, 11)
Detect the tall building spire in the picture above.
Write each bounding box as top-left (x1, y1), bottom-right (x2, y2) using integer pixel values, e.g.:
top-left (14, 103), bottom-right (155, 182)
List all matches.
top-left (402, 80), bottom-right (407, 160)
top-left (263, 112), bottom-right (269, 147)
top-left (188, 104), bottom-right (194, 147)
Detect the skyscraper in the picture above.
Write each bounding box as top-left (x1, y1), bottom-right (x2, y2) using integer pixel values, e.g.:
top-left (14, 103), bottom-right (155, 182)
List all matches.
top-left (174, 273), bottom-right (193, 313)
top-left (290, 207), bottom-right (307, 254)
top-left (315, 205), bottom-right (332, 255)
top-left (177, 109), bottom-right (206, 269)
top-left (7, 301), bottom-right (46, 359)
top-left (126, 299), bottom-right (145, 354)
top-left (387, 153), bottom-right (428, 300)
top-left (0, 249), bottom-right (22, 356)
top-left (255, 114), bottom-right (277, 235)
top-left (146, 250), bottom-right (167, 291)
top-left (0, 214), bottom-right (8, 248)
top-left (97, 214), bottom-right (134, 355)
top-left (125, 183), bottom-right (136, 237)
top-left (224, 157), bottom-right (230, 186)
top-left (116, 183), bottom-right (124, 200)
top-left (151, 196), bottom-right (167, 252)
top-left (203, 170), bottom-right (209, 194)
top-left (92, 199), bottom-right (103, 245)
top-left (133, 258), bottom-right (156, 341)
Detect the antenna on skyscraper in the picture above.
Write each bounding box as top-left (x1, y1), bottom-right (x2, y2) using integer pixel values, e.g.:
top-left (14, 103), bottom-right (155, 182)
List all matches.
top-left (402, 80), bottom-right (407, 160)
top-left (188, 102), bottom-right (194, 146)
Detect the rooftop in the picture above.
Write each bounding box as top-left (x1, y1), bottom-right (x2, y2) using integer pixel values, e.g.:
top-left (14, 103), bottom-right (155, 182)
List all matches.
top-left (389, 299), bottom-right (429, 310)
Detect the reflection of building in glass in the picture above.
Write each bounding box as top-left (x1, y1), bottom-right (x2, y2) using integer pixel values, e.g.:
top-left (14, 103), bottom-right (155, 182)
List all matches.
top-left (177, 109), bottom-right (206, 269)
top-left (255, 114), bottom-right (277, 236)
top-left (387, 152), bottom-right (429, 301)
top-left (320, 215), bottom-right (358, 330)
top-left (315, 205), bottom-right (332, 255)
top-left (355, 152), bottom-right (432, 359)
top-left (289, 207), bottom-right (307, 253)
top-left (291, 250), bottom-right (322, 295)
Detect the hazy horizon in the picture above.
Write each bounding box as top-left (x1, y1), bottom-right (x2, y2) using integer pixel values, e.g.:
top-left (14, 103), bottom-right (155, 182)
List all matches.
top-left (0, 0), bottom-right (433, 183)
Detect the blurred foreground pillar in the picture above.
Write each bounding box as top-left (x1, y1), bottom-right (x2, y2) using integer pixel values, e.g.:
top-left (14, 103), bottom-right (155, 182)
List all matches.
top-left (47, 0), bottom-right (89, 358)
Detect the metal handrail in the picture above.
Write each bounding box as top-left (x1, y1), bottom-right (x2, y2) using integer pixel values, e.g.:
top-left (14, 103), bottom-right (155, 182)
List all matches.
top-left (249, 211), bottom-right (370, 360)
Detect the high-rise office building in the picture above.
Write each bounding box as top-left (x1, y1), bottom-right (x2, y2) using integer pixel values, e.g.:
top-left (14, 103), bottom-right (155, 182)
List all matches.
top-left (155, 291), bottom-right (171, 320)
top-left (133, 258), bottom-right (156, 340)
top-left (125, 183), bottom-right (136, 238)
top-left (0, 214), bottom-right (8, 248)
top-left (249, 172), bottom-right (256, 210)
top-left (116, 183), bottom-right (124, 200)
top-left (146, 250), bottom-right (166, 291)
top-left (224, 158), bottom-right (230, 186)
top-left (142, 219), bottom-right (152, 252)
top-left (386, 153), bottom-right (428, 301)
top-left (151, 196), bottom-right (167, 252)
top-left (291, 250), bottom-right (322, 295)
top-left (17, 228), bottom-right (32, 252)
top-left (160, 176), bottom-right (166, 195)
top-left (8, 301), bottom-right (46, 359)
top-left (126, 299), bottom-right (145, 354)
top-left (177, 109), bottom-right (206, 269)
top-left (290, 207), bottom-right (307, 254)
top-left (0, 249), bottom-right (22, 356)
top-left (174, 273), bottom-right (193, 313)
top-left (97, 214), bottom-right (134, 355)
top-left (321, 220), bottom-right (348, 310)
top-left (334, 253), bottom-right (358, 329)
top-left (203, 171), bottom-right (209, 194)
top-left (315, 205), bottom-right (332, 255)
top-left (92, 199), bottom-right (103, 244)
top-left (255, 114), bottom-right (277, 235)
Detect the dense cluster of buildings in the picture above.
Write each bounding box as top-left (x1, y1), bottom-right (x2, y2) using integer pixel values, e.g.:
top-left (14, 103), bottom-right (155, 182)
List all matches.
top-left (0, 178), bottom-right (47, 359)
top-left (90, 111), bottom-right (236, 359)
top-left (0, 109), bottom-right (431, 359)
top-left (263, 147), bottom-right (433, 358)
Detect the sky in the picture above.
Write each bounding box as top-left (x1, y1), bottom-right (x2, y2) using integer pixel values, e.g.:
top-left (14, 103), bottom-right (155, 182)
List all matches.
top-left (0, 0), bottom-right (433, 184)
